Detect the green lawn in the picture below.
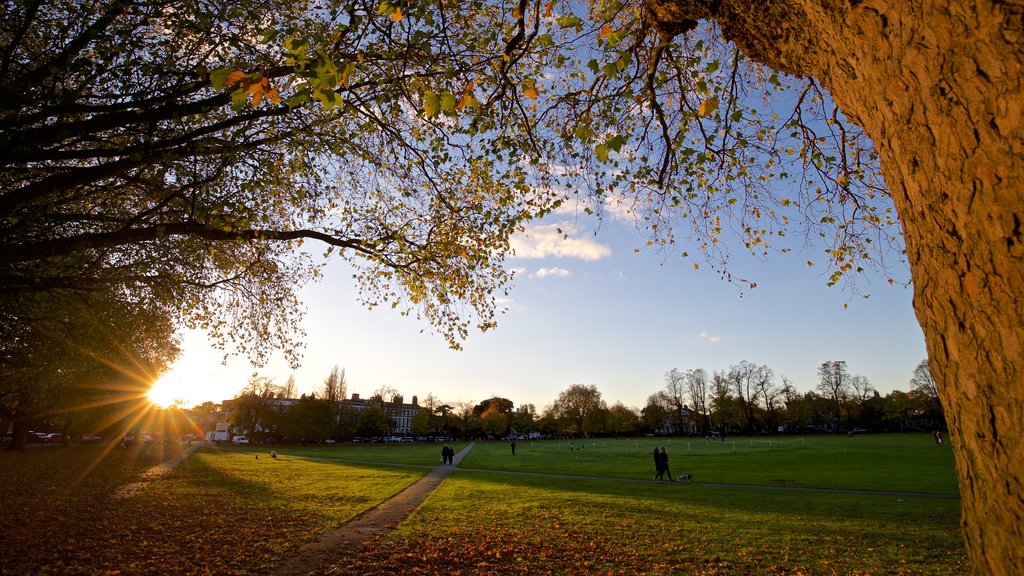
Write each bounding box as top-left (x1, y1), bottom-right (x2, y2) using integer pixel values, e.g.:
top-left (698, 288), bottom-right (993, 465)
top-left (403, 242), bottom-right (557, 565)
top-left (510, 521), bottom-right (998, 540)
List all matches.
top-left (228, 440), bottom-right (469, 466)
top-left (460, 434), bottom-right (959, 494)
top-left (325, 472), bottom-right (967, 576)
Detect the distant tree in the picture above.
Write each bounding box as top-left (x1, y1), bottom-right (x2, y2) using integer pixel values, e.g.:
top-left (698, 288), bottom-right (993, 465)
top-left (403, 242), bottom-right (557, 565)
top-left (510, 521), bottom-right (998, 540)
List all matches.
top-left (606, 402), bottom-right (641, 436)
top-left (846, 374), bottom-right (877, 427)
top-left (816, 361), bottom-right (851, 432)
top-left (278, 395), bottom-right (334, 441)
top-left (281, 374), bottom-right (298, 399)
top-left (663, 369), bottom-right (689, 433)
top-left (480, 406), bottom-right (509, 437)
top-left (472, 397), bottom-right (514, 417)
top-left (410, 409), bottom-right (431, 437)
top-left (709, 371), bottom-right (736, 433)
top-left (512, 403), bottom-right (538, 435)
top-left (727, 361), bottom-right (763, 434)
top-left (641, 392), bottom-right (672, 435)
top-left (356, 405), bottom-right (390, 439)
top-left (320, 366), bottom-right (348, 403)
top-left (550, 384), bottom-right (605, 437)
top-left (753, 367), bottom-right (782, 434)
top-left (910, 359), bottom-right (945, 430)
top-left (230, 375), bottom-right (281, 437)
top-left (685, 369), bottom-right (710, 432)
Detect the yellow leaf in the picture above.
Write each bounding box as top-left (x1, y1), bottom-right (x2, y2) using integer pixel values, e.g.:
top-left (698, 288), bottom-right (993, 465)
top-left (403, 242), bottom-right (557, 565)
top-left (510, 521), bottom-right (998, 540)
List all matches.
top-left (699, 96), bottom-right (719, 117)
top-left (225, 70), bottom-right (248, 86)
top-left (693, 262), bottom-right (700, 270)
top-left (391, 7), bottom-right (402, 22)
top-left (599, 24), bottom-right (613, 39)
top-left (523, 86), bottom-right (539, 100)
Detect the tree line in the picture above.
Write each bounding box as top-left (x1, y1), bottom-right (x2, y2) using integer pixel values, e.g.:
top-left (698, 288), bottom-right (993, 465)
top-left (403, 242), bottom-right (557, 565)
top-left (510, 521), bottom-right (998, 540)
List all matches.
top-left (212, 358), bottom-right (944, 443)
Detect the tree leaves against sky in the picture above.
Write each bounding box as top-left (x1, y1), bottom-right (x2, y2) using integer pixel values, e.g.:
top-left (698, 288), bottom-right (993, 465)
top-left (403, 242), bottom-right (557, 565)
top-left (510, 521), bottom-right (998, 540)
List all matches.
top-left (1, 0), bottom-right (904, 375)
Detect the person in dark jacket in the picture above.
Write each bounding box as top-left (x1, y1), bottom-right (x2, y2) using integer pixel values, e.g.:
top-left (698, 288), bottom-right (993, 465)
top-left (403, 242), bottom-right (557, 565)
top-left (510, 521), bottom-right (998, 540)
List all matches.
top-left (653, 447), bottom-right (665, 482)
top-left (660, 447), bottom-right (676, 482)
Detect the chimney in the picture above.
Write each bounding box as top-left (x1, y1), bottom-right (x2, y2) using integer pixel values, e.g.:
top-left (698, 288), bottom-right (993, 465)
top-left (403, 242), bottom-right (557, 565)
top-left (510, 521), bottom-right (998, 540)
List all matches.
top-left (412, 395), bottom-right (418, 406)
top-left (351, 393), bottom-right (360, 401)
top-left (393, 395), bottom-right (403, 405)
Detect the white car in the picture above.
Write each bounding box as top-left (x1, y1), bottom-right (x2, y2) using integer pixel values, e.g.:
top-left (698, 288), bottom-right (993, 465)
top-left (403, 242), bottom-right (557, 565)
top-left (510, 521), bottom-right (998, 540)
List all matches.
top-left (231, 436), bottom-right (249, 445)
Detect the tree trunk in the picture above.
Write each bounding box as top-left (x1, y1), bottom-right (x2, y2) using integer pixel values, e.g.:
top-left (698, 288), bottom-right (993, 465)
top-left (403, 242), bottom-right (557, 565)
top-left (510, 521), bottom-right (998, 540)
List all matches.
top-left (648, 1), bottom-right (1023, 573)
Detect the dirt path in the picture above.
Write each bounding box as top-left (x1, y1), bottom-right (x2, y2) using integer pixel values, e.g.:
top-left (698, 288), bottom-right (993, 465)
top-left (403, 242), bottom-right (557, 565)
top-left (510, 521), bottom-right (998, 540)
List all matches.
top-left (272, 443), bottom-right (475, 576)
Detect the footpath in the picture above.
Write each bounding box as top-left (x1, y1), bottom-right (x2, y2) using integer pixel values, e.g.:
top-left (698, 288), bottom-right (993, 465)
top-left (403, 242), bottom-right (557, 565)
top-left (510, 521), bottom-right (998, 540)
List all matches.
top-left (272, 443), bottom-right (475, 576)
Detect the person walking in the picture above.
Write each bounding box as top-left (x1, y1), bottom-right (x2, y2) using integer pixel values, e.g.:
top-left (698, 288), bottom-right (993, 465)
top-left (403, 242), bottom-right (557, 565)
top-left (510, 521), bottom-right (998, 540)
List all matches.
top-left (653, 447), bottom-right (665, 482)
top-left (511, 440), bottom-right (517, 455)
top-left (441, 444), bottom-right (452, 465)
top-left (660, 447), bottom-right (676, 482)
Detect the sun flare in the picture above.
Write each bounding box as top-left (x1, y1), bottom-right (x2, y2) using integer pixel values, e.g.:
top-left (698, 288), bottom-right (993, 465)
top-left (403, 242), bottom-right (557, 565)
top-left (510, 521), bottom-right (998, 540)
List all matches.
top-left (146, 361), bottom-right (215, 408)
top-left (147, 376), bottom-right (185, 408)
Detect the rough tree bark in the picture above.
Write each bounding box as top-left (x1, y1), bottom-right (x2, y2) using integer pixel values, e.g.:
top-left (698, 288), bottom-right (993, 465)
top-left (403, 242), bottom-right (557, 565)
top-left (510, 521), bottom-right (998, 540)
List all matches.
top-left (646, 1), bottom-right (1023, 574)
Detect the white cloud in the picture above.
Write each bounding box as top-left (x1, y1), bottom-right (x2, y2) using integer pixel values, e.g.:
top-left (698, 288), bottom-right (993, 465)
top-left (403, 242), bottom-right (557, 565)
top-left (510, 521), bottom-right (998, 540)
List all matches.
top-left (510, 223), bottom-right (611, 261)
top-left (534, 267), bottom-right (571, 278)
top-left (699, 331), bottom-right (722, 343)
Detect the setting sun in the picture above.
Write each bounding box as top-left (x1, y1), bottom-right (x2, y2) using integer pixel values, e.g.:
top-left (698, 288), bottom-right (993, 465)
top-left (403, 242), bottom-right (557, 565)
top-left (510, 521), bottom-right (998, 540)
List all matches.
top-left (147, 361), bottom-right (219, 408)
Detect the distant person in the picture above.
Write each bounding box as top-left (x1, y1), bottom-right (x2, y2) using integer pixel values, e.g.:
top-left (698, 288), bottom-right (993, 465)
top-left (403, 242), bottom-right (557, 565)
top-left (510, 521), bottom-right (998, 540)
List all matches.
top-left (441, 444), bottom-right (454, 465)
top-left (933, 430), bottom-right (944, 445)
top-left (511, 440), bottom-right (516, 455)
top-left (660, 448), bottom-right (676, 482)
top-left (653, 447), bottom-right (664, 482)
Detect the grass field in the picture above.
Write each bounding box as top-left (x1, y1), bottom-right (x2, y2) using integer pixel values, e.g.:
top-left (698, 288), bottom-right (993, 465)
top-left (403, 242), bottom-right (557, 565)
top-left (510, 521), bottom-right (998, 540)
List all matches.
top-left (327, 472), bottom-right (967, 576)
top-left (0, 435), bottom-right (966, 575)
top-left (459, 435), bottom-right (960, 494)
top-left (228, 440), bottom-right (470, 467)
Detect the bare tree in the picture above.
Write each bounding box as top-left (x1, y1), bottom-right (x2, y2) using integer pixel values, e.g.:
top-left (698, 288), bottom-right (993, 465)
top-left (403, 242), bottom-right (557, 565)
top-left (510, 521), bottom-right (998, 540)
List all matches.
top-left (753, 366), bottom-right (782, 433)
top-left (281, 374), bottom-right (297, 399)
top-left (663, 368), bottom-right (688, 434)
top-left (727, 361), bottom-right (762, 434)
top-left (685, 368), bottom-right (710, 432)
top-left (816, 361), bottom-right (851, 432)
top-left (910, 359), bottom-right (944, 429)
top-left (320, 365), bottom-right (348, 403)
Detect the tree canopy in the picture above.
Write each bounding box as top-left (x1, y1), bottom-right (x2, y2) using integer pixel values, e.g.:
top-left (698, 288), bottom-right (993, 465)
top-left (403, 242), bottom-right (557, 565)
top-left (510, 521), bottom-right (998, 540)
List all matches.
top-left (1, 0), bottom-right (899, 371)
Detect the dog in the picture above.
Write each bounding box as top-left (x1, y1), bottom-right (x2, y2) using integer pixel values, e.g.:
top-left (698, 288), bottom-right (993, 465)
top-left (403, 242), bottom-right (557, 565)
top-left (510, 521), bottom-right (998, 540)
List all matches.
top-left (677, 474), bottom-right (692, 483)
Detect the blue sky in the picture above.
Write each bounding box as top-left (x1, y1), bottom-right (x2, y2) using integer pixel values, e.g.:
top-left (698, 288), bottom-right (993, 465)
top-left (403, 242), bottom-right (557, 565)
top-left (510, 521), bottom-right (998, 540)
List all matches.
top-left (149, 207), bottom-right (927, 411)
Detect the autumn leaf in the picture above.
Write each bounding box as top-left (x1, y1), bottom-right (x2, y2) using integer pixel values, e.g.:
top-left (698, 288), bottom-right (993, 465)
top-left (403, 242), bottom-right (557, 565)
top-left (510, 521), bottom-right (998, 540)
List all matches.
top-left (522, 78), bottom-right (540, 100)
top-left (699, 96), bottom-right (719, 117)
top-left (391, 7), bottom-right (402, 22)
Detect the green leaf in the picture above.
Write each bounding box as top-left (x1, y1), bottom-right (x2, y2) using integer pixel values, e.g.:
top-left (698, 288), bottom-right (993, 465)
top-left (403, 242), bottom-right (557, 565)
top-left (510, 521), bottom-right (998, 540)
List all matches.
top-left (556, 14), bottom-right (582, 29)
top-left (595, 143), bottom-right (609, 162)
top-left (606, 135), bottom-right (627, 152)
top-left (209, 67), bottom-right (233, 90)
top-left (423, 91), bottom-right (440, 117)
top-left (230, 88), bottom-right (249, 111)
top-left (440, 91), bottom-right (457, 113)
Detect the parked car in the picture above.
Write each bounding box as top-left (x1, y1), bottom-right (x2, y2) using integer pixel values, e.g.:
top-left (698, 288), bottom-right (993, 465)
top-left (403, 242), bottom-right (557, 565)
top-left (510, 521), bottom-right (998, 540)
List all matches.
top-left (81, 434), bottom-right (102, 443)
top-left (232, 436), bottom-right (249, 444)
